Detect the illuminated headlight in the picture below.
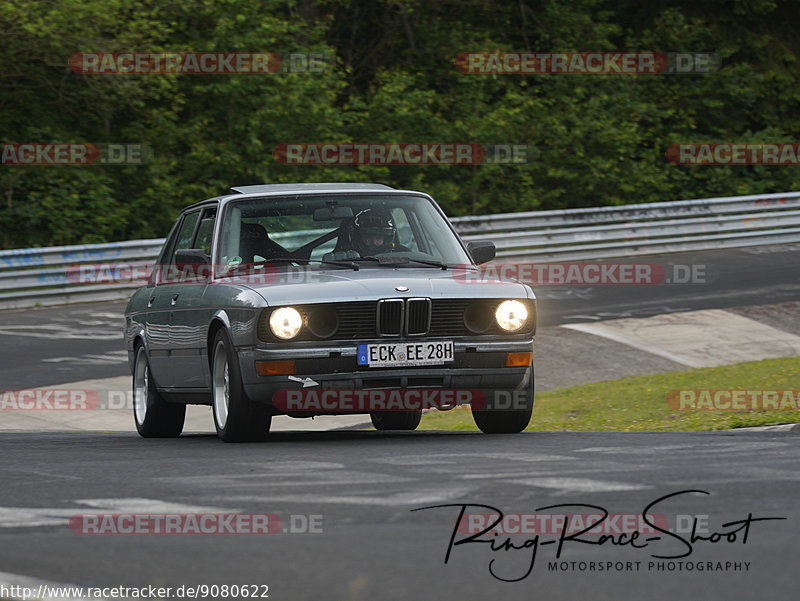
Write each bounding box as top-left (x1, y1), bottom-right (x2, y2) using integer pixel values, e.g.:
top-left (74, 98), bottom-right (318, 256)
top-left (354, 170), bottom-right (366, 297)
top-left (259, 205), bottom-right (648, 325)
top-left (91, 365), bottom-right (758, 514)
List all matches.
top-left (269, 307), bottom-right (303, 340)
top-left (494, 300), bottom-right (528, 332)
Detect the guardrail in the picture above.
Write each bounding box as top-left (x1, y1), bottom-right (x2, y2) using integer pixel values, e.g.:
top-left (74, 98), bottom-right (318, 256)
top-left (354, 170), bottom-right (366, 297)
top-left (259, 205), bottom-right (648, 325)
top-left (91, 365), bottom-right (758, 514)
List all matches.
top-left (450, 191), bottom-right (800, 260)
top-left (2, 191), bottom-right (799, 309)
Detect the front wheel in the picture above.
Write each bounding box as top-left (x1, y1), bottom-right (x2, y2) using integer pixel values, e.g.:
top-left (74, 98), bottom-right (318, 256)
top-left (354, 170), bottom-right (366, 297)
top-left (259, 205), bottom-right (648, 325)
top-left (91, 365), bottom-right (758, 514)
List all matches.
top-left (371, 409), bottom-right (422, 431)
top-left (132, 344), bottom-right (185, 438)
top-left (211, 329), bottom-right (271, 442)
top-left (471, 367), bottom-right (534, 434)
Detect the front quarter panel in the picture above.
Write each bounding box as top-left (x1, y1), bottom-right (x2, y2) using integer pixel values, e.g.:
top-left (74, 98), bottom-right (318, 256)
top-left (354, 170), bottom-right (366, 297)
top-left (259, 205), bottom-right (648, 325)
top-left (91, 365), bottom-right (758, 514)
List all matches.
top-left (124, 286), bottom-right (152, 370)
top-left (203, 284), bottom-right (267, 349)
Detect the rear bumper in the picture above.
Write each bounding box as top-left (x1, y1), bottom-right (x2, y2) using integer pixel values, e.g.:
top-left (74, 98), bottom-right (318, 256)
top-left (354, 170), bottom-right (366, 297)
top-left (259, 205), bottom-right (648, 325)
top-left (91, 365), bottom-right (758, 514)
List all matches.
top-left (239, 338), bottom-right (534, 406)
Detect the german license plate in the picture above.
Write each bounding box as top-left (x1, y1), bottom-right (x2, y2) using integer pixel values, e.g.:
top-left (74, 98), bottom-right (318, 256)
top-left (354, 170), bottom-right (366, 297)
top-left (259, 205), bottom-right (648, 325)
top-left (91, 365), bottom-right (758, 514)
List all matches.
top-left (357, 341), bottom-right (454, 367)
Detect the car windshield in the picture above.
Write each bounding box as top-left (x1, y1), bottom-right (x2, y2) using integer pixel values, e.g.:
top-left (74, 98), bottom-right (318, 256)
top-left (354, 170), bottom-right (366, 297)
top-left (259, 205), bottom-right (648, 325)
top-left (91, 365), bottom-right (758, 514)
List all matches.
top-left (216, 194), bottom-right (472, 272)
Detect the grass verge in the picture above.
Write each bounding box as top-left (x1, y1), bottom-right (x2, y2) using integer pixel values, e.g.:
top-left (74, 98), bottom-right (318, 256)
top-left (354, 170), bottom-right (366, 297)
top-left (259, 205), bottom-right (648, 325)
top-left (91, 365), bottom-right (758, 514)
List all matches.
top-left (418, 356), bottom-right (800, 432)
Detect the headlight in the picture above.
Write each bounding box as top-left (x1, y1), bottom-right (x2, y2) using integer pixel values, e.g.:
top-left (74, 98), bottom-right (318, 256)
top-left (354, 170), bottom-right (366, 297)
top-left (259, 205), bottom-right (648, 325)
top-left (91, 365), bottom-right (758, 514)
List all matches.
top-left (494, 300), bottom-right (528, 332)
top-left (269, 307), bottom-right (303, 340)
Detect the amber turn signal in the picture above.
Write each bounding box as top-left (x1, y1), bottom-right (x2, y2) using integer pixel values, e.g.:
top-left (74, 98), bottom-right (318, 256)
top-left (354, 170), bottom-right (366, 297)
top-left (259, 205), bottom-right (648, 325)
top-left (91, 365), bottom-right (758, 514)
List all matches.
top-left (505, 352), bottom-right (533, 367)
top-left (255, 360), bottom-right (296, 376)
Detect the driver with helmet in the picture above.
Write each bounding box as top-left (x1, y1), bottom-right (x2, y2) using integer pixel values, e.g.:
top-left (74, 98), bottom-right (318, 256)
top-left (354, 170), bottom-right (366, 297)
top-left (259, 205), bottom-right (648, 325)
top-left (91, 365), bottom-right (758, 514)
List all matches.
top-left (348, 209), bottom-right (408, 256)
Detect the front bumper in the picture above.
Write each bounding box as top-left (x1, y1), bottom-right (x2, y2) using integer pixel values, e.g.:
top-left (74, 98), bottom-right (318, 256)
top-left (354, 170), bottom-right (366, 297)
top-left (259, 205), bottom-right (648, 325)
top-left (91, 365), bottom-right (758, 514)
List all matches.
top-left (239, 338), bottom-right (534, 407)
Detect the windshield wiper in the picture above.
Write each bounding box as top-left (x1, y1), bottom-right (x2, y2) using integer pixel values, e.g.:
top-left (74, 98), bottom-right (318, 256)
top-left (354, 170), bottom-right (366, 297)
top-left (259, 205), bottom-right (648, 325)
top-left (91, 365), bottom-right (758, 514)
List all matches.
top-left (278, 257), bottom-right (361, 271)
top-left (400, 257), bottom-right (449, 270)
top-left (311, 259), bottom-right (361, 270)
top-left (219, 257), bottom-right (360, 274)
top-left (349, 256), bottom-right (449, 270)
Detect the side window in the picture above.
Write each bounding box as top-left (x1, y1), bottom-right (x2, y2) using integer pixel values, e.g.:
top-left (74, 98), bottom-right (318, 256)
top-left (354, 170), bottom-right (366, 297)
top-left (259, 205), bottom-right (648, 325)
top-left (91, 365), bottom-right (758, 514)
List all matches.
top-left (193, 208), bottom-right (217, 256)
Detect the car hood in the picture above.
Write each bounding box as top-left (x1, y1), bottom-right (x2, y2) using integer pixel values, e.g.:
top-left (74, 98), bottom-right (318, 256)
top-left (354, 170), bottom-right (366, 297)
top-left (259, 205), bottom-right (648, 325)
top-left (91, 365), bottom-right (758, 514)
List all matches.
top-left (240, 267), bottom-right (533, 306)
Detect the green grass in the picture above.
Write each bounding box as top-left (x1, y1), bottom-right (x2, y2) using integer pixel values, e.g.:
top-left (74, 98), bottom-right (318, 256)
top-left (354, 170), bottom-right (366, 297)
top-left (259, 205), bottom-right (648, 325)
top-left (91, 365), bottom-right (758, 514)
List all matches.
top-left (419, 357), bottom-right (800, 432)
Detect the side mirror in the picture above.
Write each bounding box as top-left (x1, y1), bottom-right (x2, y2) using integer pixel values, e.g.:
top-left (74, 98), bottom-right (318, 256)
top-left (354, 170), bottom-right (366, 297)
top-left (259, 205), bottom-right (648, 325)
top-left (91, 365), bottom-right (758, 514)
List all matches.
top-left (174, 249), bottom-right (210, 266)
top-left (466, 240), bottom-right (496, 265)
top-left (173, 249), bottom-right (211, 281)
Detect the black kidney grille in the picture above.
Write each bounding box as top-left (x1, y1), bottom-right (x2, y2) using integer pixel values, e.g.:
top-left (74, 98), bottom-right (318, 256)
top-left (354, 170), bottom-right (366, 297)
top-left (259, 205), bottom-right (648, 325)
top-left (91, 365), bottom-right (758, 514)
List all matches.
top-left (377, 299), bottom-right (404, 336)
top-left (405, 298), bottom-right (431, 335)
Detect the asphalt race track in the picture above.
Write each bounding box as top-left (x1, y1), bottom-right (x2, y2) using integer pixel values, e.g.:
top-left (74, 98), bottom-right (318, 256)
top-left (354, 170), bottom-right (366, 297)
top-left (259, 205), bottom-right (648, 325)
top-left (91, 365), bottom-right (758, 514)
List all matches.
top-left (0, 430), bottom-right (797, 600)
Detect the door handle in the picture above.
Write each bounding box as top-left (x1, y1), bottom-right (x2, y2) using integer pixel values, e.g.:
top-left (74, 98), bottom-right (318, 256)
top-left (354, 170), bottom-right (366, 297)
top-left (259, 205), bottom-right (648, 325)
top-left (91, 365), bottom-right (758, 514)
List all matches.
top-left (148, 296), bottom-right (155, 307)
top-left (171, 293), bottom-right (180, 306)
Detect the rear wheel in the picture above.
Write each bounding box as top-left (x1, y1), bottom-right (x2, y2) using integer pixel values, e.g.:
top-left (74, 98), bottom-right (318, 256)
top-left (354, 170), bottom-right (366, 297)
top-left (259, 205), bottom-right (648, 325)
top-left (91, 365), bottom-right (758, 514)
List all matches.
top-left (371, 409), bottom-right (422, 431)
top-left (133, 344), bottom-right (185, 438)
top-left (211, 329), bottom-right (271, 442)
top-left (472, 366), bottom-right (534, 434)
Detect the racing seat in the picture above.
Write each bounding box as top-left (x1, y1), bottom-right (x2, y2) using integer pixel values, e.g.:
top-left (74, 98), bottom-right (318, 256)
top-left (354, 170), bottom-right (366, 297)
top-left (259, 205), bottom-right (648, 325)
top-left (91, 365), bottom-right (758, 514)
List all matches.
top-left (238, 222), bottom-right (289, 263)
top-left (323, 218), bottom-right (360, 261)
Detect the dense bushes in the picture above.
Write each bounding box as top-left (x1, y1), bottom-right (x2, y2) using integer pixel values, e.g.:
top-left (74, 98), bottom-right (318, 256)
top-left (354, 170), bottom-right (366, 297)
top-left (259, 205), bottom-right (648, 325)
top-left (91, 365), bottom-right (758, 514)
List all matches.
top-left (2, 0), bottom-right (799, 248)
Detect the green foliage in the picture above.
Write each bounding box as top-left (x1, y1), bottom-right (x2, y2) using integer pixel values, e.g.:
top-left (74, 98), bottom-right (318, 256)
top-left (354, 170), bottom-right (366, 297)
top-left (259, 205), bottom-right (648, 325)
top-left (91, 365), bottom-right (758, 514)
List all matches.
top-left (2, 0), bottom-right (800, 247)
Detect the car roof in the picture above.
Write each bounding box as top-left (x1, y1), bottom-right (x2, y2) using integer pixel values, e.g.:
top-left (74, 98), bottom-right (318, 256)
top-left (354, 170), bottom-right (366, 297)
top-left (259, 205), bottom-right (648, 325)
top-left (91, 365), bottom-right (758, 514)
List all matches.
top-left (230, 183), bottom-right (394, 194)
top-left (181, 183), bottom-right (419, 212)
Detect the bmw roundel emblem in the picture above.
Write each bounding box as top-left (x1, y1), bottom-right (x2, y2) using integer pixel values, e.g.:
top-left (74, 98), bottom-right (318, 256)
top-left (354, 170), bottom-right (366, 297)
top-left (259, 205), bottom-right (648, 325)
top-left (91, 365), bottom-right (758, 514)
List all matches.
top-left (395, 286), bottom-right (409, 292)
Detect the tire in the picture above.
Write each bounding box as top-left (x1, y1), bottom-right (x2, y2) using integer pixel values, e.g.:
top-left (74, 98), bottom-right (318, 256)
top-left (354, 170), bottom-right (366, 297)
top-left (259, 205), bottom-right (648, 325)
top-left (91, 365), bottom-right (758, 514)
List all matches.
top-left (211, 329), bottom-right (271, 442)
top-left (371, 409), bottom-right (422, 431)
top-left (133, 344), bottom-right (186, 438)
top-left (472, 365), bottom-right (535, 434)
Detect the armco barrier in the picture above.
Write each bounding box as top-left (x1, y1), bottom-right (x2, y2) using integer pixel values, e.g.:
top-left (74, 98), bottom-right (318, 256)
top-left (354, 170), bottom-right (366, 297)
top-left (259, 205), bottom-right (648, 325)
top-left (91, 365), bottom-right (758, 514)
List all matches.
top-left (2, 191), bottom-right (799, 309)
top-left (450, 191), bottom-right (800, 261)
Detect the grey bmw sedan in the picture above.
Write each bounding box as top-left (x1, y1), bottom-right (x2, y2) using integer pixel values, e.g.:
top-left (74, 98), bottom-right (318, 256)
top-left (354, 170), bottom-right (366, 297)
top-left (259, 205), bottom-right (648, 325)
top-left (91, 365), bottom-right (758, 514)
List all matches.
top-left (124, 183), bottom-right (535, 441)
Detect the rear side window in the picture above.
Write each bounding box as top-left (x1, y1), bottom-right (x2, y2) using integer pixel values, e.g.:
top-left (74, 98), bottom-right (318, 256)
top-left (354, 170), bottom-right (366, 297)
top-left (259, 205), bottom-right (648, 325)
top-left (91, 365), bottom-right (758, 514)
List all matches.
top-left (173, 211), bottom-right (200, 257)
top-left (193, 209), bottom-right (217, 255)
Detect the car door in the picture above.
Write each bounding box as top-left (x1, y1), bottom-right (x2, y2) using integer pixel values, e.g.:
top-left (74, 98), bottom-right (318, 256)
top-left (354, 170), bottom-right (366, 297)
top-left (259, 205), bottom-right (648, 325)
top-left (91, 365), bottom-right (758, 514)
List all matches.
top-left (167, 206), bottom-right (218, 388)
top-left (146, 209), bottom-right (201, 388)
